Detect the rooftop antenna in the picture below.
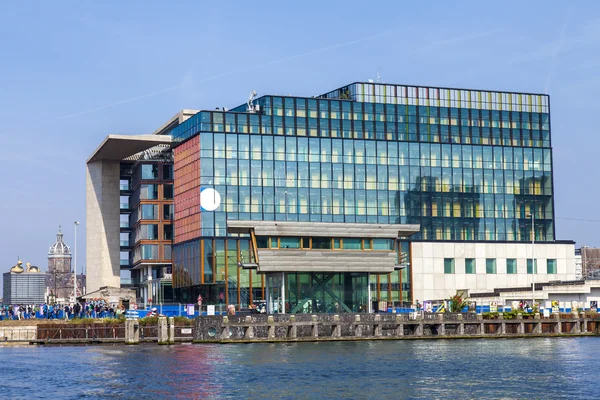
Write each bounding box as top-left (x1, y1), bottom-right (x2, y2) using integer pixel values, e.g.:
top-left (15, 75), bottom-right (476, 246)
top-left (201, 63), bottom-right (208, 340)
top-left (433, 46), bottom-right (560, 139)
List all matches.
top-left (376, 68), bottom-right (381, 83)
top-left (247, 90), bottom-right (257, 112)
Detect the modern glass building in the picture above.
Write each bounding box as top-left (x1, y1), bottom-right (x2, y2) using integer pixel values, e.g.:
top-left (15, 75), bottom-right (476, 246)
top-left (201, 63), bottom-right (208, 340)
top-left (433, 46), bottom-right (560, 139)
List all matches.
top-left (86, 82), bottom-right (575, 311)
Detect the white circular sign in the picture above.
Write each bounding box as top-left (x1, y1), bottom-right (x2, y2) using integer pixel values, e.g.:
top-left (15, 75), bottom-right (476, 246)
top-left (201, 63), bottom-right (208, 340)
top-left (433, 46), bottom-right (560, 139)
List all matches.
top-left (200, 188), bottom-right (221, 211)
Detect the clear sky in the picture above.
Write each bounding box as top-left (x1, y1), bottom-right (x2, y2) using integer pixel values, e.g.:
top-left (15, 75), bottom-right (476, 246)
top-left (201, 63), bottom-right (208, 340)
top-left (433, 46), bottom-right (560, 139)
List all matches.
top-left (1, 1), bottom-right (599, 287)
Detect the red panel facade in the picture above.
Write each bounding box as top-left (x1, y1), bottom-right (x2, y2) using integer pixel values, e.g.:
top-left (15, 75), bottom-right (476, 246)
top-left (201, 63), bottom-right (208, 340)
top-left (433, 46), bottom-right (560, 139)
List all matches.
top-left (173, 136), bottom-right (201, 244)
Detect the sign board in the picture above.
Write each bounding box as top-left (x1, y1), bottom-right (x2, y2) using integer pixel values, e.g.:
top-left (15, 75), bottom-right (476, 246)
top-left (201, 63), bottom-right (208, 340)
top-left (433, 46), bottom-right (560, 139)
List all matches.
top-left (552, 300), bottom-right (559, 314)
top-left (186, 304), bottom-right (195, 316)
top-left (125, 310), bottom-right (139, 320)
top-left (543, 309), bottom-right (550, 318)
top-left (207, 305), bottom-right (215, 316)
top-left (181, 328), bottom-right (192, 335)
top-left (490, 302), bottom-right (498, 313)
top-left (591, 301), bottom-right (598, 311)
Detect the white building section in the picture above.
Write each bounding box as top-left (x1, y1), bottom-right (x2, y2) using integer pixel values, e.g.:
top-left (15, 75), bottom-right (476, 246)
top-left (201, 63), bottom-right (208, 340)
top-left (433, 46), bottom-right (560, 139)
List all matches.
top-left (411, 241), bottom-right (576, 302)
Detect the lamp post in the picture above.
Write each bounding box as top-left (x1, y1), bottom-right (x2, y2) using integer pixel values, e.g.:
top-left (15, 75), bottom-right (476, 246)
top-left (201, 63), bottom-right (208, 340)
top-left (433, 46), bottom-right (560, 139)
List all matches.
top-left (526, 212), bottom-right (535, 310)
top-left (74, 221), bottom-right (80, 303)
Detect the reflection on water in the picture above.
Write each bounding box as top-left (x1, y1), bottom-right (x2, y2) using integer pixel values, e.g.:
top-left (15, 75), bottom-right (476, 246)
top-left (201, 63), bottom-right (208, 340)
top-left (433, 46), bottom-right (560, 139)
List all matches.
top-left (2, 338), bottom-right (599, 399)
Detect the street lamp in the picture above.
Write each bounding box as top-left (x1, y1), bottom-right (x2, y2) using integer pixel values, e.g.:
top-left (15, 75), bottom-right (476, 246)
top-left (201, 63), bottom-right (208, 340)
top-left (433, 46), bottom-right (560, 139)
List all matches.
top-left (526, 212), bottom-right (535, 310)
top-left (74, 221), bottom-right (80, 303)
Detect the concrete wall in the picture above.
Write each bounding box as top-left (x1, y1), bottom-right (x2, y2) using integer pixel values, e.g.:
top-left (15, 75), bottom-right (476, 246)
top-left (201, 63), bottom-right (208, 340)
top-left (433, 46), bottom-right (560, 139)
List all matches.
top-left (86, 161), bottom-right (121, 292)
top-left (412, 241), bottom-right (577, 301)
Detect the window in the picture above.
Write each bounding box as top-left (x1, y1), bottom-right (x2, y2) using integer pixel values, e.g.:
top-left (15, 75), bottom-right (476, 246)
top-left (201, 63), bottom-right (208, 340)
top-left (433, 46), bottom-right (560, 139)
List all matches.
top-left (163, 184), bottom-right (174, 200)
top-left (444, 258), bottom-right (455, 274)
top-left (465, 258), bottom-right (476, 274)
top-left (527, 259), bottom-right (537, 274)
top-left (140, 184), bottom-right (158, 200)
top-left (506, 259), bottom-right (517, 274)
top-left (141, 204), bottom-right (158, 220)
top-left (301, 237), bottom-right (310, 248)
top-left (141, 164), bottom-right (158, 179)
top-left (163, 164), bottom-right (173, 180)
top-left (270, 237), bottom-right (278, 248)
top-left (141, 244), bottom-right (158, 260)
top-left (547, 259), bottom-right (557, 274)
top-left (373, 239), bottom-right (394, 250)
top-left (163, 204), bottom-right (173, 220)
top-left (486, 259), bottom-right (496, 274)
top-left (256, 236), bottom-right (269, 248)
top-left (312, 237), bottom-right (332, 249)
top-left (140, 224), bottom-right (159, 240)
top-left (333, 238), bottom-right (341, 249)
top-left (343, 238), bottom-right (362, 250)
top-left (163, 225), bottom-right (173, 240)
top-left (280, 237), bottom-right (300, 249)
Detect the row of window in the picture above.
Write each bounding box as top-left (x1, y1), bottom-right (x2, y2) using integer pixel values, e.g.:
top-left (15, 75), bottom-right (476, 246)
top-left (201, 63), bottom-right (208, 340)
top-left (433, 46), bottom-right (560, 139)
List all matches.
top-left (141, 164), bottom-right (174, 180)
top-left (255, 236), bottom-right (395, 251)
top-left (444, 258), bottom-right (557, 274)
top-left (172, 109), bottom-right (550, 148)
top-left (201, 134), bottom-right (552, 167)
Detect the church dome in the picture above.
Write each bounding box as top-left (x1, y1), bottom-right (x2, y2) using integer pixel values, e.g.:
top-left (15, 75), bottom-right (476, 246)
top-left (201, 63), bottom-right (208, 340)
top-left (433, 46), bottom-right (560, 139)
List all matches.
top-left (48, 226), bottom-right (71, 256)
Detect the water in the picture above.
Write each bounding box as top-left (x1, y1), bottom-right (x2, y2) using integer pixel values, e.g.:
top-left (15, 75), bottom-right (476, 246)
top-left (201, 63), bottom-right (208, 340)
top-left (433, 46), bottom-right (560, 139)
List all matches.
top-left (2, 337), bottom-right (598, 399)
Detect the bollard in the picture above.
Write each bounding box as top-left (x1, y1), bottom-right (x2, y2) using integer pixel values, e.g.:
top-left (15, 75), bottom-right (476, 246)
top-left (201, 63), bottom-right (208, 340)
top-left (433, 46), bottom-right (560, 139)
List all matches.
top-left (168, 317), bottom-right (175, 344)
top-left (311, 315), bottom-right (318, 338)
top-left (158, 316), bottom-right (168, 344)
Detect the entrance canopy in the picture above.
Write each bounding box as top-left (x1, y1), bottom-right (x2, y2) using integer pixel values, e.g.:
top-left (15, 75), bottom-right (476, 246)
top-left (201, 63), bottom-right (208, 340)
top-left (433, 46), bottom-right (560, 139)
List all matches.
top-left (227, 221), bottom-right (420, 274)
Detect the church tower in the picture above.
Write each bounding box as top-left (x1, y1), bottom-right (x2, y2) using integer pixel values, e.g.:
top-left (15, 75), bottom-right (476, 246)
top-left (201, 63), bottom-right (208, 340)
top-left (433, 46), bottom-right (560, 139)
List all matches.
top-left (46, 225), bottom-right (73, 300)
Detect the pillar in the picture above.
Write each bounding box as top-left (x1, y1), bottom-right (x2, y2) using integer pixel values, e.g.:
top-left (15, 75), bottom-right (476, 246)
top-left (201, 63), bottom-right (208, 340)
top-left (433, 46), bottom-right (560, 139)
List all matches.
top-left (168, 317), bottom-right (175, 344)
top-left (332, 315), bottom-right (341, 337)
top-left (244, 316), bottom-right (254, 339)
top-left (374, 314), bottom-right (382, 337)
top-left (288, 315), bottom-right (296, 338)
top-left (268, 315), bottom-right (275, 339)
top-left (395, 315), bottom-right (403, 337)
top-left (125, 319), bottom-right (140, 344)
top-left (311, 315), bottom-right (318, 338)
top-left (354, 315), bottom-right (362, 337)
top-left (158, 316), bottom-right (168, 344)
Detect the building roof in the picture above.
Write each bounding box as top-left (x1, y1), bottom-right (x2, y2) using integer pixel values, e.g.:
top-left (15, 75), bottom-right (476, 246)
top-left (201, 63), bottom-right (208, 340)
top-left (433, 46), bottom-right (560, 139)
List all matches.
top-left (87, 134), bottom-right (172, 163)
top-left (48, 226), bottom-right (71, 257)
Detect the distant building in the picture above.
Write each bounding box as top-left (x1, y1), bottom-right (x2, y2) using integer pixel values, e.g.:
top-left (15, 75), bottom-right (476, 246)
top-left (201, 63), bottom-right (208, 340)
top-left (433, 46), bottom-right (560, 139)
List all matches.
top-left (3, 262), bottom-right (46, 304)
top-left (46, 226), bottom-right (84, 301)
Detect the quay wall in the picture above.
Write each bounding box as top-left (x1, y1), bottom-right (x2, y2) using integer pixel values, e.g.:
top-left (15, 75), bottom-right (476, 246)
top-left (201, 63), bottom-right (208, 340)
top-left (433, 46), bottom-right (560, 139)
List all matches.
top-left (1, 313), bottom-right (599, 345)
top-left (195, 312), bottom-right (600, 343)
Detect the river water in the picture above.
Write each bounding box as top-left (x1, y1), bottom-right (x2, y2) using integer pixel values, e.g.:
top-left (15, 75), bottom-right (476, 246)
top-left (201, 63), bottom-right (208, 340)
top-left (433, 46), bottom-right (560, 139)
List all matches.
top-left (2, 337), bottom-right (598, 399)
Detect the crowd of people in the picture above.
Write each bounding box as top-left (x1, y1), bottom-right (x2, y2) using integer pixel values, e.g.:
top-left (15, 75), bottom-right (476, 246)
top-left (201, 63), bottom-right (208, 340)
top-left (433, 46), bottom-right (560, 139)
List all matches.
top-left (0, 300), bottom-right (128, 321)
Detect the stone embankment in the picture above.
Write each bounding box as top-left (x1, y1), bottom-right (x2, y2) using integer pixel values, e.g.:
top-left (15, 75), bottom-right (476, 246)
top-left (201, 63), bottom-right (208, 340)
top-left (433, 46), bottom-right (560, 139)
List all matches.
top-left (195, 312), bottom-right (600, 343)
top-left (1, 313), bottom-right (599, 345)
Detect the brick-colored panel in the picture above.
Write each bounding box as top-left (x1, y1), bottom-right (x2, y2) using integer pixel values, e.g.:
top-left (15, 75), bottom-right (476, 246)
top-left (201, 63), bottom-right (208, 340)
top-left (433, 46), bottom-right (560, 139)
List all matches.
top-left (174, 136), bottom-right (201, 244)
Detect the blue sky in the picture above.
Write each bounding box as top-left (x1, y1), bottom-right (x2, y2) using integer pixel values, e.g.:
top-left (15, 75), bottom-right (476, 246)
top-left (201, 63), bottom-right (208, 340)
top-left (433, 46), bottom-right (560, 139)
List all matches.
top-left (1, 1), bottom-right (599, 285)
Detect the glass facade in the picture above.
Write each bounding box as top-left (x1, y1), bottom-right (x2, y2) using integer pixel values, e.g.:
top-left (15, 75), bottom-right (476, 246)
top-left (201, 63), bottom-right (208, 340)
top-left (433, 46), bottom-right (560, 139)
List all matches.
top-left (170, 82), bottom-right (555, 310)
